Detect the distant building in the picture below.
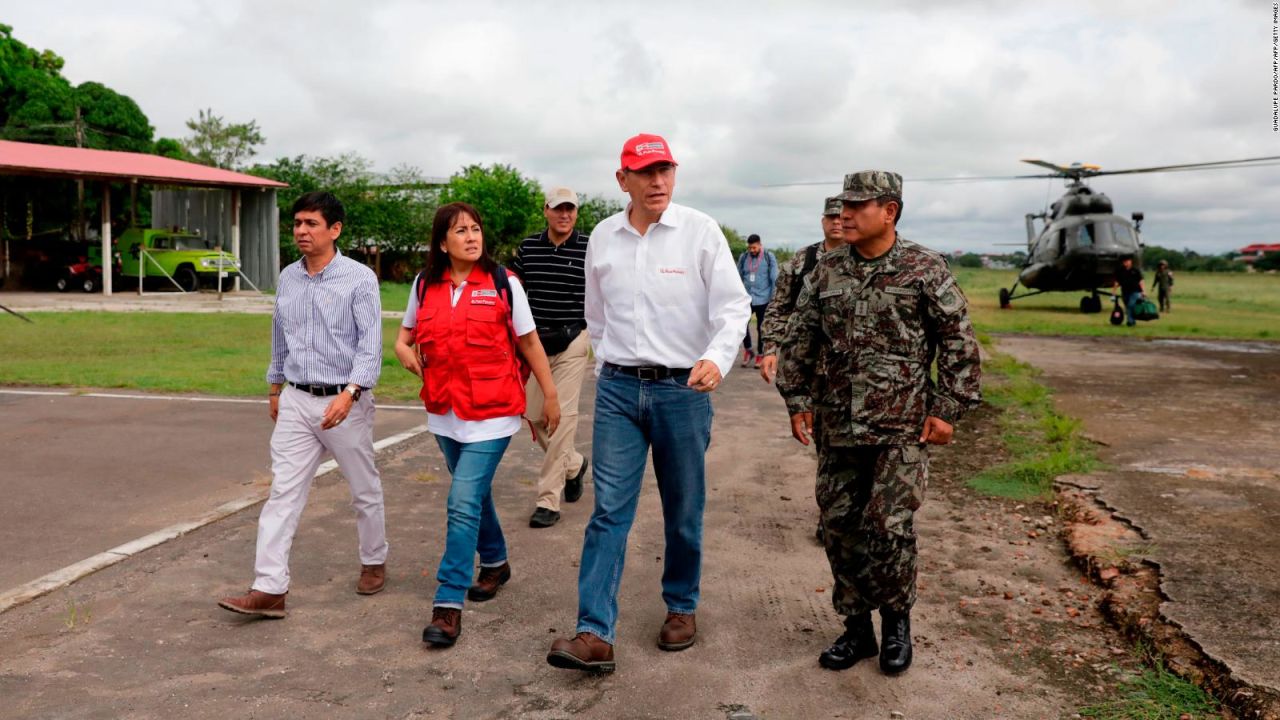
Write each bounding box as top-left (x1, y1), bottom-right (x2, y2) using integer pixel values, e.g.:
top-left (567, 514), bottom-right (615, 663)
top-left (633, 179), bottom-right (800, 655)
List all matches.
top-left (1236, 243), bottom-right (1280, 264)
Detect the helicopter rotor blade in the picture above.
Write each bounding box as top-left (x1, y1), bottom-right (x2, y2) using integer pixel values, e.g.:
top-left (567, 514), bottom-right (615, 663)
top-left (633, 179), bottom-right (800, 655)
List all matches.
top-left (761, 155), bottom-right (1280, 188)
top-left (761, 172), bottom-right (1053, 188)
top-left (1087, 155), bottom-right (1280, 177)
top-left (1020, 159), bottom-right (1074, 174)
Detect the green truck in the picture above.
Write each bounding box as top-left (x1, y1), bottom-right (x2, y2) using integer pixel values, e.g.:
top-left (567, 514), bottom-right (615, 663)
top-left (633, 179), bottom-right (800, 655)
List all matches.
top-left (116, 228), bottom-right (241, 292)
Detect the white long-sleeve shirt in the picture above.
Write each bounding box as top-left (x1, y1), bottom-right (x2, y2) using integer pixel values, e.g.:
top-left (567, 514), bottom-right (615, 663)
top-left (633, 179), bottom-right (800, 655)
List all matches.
top-left (585, 202), bottom-right (752, 378)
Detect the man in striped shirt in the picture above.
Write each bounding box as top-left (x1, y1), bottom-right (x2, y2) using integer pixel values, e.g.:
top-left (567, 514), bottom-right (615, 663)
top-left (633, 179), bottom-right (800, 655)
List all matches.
top-left (511, 186), bottom-right (592, 529)
top-left (218, 191), bottom-right (387, 618)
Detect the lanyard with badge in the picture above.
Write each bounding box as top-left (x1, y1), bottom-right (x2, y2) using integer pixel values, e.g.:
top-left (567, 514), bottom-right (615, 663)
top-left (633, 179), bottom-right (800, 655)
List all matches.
top-left (744, 253), bottom-right (762, 283)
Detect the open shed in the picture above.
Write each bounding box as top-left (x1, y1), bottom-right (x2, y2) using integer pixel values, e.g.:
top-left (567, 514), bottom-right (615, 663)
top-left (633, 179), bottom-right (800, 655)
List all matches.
top-left (0, 139), bottom-right (286, 294)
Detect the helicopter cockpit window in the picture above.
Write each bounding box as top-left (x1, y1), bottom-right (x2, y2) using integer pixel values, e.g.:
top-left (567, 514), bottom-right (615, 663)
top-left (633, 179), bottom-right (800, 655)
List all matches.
top-left (1079, 224), bottom-right (1095, 246)
top-left (1110, 223), bottom-right (1134, 246)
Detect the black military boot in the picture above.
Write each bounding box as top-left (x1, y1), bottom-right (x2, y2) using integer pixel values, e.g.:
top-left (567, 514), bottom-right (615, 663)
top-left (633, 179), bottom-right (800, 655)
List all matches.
top-left (879, 609), bottom-right (912, 675)
top-left (818, 612), bottom-right (878, 670)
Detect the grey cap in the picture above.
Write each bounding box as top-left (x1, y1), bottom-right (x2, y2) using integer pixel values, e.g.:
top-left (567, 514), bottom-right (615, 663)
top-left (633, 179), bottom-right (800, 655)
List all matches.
top-left (836, 170), bottom-right (903, 203)
top-left (823, 197), bottom-right (842, 216)
top-left (544, 186), bottom-right (579, 208)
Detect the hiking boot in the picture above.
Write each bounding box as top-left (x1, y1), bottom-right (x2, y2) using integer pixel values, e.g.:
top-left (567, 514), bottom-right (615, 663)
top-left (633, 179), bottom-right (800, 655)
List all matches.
top-left (467, 562), bottom-right (511, 602)
top-left (879, 609), bottom-right (913, 675)
top-left (819, 613), bottom-right (879, 670)
top-left (422, 607), bottom-right (462, 647)
top-left (218, 589), bottom-right (287, 619)
top-left (564, 457), bottom-right (588, 504)
top-left (356, 563), bottom-right (386, 595)
top-left (547, 632), bottom-right (616, 673)
top-left (529, 507), bottom-right (560, 528)
top-left (657, 612), bottom-right (696, 651)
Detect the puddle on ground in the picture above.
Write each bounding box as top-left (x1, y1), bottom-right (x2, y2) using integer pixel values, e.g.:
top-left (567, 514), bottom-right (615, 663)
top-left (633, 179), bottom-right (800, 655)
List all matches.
top-left (1129, 462), bottom-right (1280, 481)
top-left (1150, 339), bottom-right (1280, 355)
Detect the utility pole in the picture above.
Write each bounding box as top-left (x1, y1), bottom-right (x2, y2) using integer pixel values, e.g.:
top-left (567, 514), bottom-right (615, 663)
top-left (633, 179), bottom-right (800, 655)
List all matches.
top-left (75, 106), bottom-right (86, 243)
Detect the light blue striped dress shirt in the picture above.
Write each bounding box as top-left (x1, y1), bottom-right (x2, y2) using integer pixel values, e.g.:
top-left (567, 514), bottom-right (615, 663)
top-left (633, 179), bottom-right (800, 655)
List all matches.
top-left (266, 251), bottom-right (382, 389)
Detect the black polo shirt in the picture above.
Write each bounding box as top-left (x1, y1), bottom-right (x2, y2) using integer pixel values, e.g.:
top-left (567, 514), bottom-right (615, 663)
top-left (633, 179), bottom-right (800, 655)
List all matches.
top-left (1117, 266), bottom-right (1144, 296)
top-left (511, 230), bottom-right (588, 328)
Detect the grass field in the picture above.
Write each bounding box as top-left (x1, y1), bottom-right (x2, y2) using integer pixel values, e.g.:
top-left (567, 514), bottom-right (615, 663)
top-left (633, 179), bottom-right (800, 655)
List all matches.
top-left (0, 270), bottom-right (1274, 400)
top-left (954, 268), bottom-right (1279, 341)
top-left (0, 313), bottom-right (426, 403)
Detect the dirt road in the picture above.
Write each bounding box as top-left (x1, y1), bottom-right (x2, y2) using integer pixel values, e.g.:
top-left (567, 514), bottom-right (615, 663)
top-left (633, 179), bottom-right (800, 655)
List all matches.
top-left (0, 365), bottom-right (1138, 719)
top-left (998, 335), bottom-right (1280, 706)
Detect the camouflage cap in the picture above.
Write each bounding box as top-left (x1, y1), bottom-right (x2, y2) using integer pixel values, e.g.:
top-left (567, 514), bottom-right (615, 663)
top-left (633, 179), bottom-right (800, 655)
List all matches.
top-left (836, 170), bottom-right (903, 203)
top-left (823, 197), bottom-right (842, 216)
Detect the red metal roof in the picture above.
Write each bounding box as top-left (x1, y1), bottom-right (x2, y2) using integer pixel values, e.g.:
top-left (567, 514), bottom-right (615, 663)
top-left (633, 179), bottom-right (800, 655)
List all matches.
top-left (0, 139), bottom-right (287, 189)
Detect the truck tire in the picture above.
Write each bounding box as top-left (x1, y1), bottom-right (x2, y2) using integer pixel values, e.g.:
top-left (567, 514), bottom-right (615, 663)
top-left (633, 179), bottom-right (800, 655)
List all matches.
top-left (175, 266), bottom-right (198, 292)
top-left (56, 273), bottom-right (72, 292)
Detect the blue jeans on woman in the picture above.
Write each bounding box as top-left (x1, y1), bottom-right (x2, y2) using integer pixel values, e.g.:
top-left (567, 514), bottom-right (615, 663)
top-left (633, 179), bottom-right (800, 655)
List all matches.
top-left (433, 435), bottom-right (511, 608)
top-left (575, 365), bottom-right (714, 644)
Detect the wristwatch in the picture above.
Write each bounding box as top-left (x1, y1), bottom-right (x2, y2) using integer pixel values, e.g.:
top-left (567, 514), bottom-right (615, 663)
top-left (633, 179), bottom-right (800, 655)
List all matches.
top-left (344, 384), bottom-right (362, 401)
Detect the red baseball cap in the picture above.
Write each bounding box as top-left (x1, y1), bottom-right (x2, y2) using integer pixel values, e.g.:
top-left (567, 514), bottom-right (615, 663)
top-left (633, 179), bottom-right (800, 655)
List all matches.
top-left (620, 133), bottom-right (678, 171)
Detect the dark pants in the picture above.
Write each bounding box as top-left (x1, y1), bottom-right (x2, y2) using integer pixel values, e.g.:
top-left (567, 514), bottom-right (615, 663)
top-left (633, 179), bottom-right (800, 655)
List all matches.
top-left (1124, 291), bottom-right (1142, 327)
top-left (742, 304), bottom-right (768, 355)
top-left (817, 444), bottom-right (928, 616)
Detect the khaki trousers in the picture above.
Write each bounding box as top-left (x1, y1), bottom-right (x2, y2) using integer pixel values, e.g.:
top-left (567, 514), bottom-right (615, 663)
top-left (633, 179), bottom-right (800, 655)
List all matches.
top-left (525, 329), bottom-right (590, 512)
top-left (252, 385), bottom-right (388, 594)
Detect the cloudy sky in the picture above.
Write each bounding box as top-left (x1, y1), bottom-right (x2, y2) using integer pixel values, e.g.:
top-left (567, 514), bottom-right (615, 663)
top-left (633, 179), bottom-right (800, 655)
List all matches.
top-left (7, 0), bottom-right (1279, 253)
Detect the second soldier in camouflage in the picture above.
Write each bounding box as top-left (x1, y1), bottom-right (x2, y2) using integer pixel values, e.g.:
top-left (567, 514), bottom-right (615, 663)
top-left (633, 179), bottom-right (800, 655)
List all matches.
top-left (776, 170), bottom-right (982, 676)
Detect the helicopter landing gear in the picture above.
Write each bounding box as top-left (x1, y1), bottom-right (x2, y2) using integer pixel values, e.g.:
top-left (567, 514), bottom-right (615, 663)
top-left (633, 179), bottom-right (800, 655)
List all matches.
top-left (1079, 294), bottom-right (1103, 314)
top-left (999, 287), bottom-right (1012, 309)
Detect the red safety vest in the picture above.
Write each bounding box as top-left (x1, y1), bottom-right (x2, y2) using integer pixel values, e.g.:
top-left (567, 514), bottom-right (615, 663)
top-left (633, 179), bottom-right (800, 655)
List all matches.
top-left (414, 266), bottom-right (526, 420)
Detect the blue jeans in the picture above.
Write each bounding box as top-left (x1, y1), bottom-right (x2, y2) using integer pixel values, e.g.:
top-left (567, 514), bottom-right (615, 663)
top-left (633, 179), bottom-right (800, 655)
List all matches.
top-left (432, 435), bottom-right (511, 608)
top-left (575, 366), bottom-right (714, 644)
top-left (1124, 291), bottom-right (1142, 326)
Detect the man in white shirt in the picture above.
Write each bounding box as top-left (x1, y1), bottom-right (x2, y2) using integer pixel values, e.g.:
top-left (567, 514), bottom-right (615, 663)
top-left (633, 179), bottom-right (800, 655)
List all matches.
top-left (546, 133), bottom-right (751, 673)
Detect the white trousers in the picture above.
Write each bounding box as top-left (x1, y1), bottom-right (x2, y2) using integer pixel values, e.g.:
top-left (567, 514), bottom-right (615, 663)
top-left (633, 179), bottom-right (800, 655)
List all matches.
top-left (252, 385), bottom-right (388, 594)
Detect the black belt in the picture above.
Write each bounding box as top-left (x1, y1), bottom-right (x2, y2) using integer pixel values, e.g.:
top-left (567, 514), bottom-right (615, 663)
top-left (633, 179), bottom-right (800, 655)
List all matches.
top-left (604, 362), bottom-right (692, 380)
top-left (289, 382), bottom-right (345, 397)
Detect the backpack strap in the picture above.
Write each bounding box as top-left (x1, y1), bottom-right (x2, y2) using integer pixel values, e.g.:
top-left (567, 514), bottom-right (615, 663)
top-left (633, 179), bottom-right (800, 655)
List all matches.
top-left (414, 271), bottom-right (427, 304)
top-left (490, 264), bottom-right (513, 309)
top-left (801, 243), bottom-right (819, 276)
top-left (792, 243), bottom-right (821, 304)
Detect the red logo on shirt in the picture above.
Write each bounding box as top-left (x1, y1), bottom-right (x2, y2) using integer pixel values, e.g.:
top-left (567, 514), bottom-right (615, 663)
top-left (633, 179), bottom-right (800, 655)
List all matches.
top-left (659, 267), bottom-right (687, 275)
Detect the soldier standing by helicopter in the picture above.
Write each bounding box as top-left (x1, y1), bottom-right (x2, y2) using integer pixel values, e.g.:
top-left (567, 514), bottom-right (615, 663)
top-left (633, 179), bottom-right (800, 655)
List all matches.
top-left (1112, 256), bottom-right (1146, 327)
top-left (777, 170), bottom-right (982, 676)
top-left (1152, 259), bottom-right (1174, 313)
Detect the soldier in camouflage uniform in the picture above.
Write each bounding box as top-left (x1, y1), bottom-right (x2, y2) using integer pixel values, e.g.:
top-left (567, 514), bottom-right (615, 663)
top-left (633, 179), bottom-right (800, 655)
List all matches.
top-left (758, 196), bottom-right (844, 385)
top-left (776, 170), bottom-right (982, 676)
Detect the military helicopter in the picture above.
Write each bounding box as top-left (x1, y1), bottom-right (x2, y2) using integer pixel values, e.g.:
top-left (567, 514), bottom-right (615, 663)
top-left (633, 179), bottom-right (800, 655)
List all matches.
top-left (768, 155), bottom-right (1280, 313)
top-left (997, 156), bottom-right (1280, 312)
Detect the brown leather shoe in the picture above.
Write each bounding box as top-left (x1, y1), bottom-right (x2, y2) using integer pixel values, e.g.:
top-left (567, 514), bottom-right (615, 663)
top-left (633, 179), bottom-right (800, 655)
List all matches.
top-left (422, 607), bottom-right (461, 647)
top-left (547, 632), bottom-right (616, 673)
top-left (467, 562), bottom-right (510, 602)
top-left (356, 564), bottom-right (386, 595)
top-left (218, 589), bottom-right (287, 619)
top-left (658, 612), bottom-right (696, 651)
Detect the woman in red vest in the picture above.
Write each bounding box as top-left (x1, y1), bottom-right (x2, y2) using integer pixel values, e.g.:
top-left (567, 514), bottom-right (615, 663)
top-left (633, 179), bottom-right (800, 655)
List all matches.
top-left (393, 201), bottom-right (560, 648)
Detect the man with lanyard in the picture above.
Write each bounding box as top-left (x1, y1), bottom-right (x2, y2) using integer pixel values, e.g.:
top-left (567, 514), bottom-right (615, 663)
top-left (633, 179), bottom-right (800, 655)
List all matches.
top-left (219, 191), bottom-right (387, 618)
top-left (757, 197), bottom-right (844, 384)
top-left (511, 186), bottom-right (592, 529)
top-left (778, 171), bottom-right (981, 676)
top-left (1112, 256), bottom-right (1146, 327)
top-left (737, 234), bottom-right (778, 368)
top-left (546, 133), bottom-right (751, 673)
